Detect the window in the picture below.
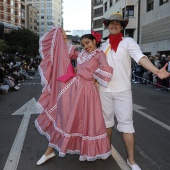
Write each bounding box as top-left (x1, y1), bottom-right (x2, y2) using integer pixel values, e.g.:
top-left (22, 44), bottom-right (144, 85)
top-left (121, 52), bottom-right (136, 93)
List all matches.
top-left (47, 16), bottom-right (52, 19)
top-left (110, 0), bottom-right (113, 7)
top-left (47, 9), bottom-right (52, 13)
top-left (147, 0), bottom-right (154, 11)
top-left (11, 1), bottom-right (14, 6)
top-left (94, 0), bottom-right (102, 4)
top-left (94, 7), bottom-right (103, 15)
top-left (160, 0), bottom-right (168, 5)
top-left (104, 2), bottom-right (107, 12)
top-left (47, 3), bottom-right (52, 7)
top-left (127, 29), bottom-right (134, 38)
top-left (94, 19), bottom-right (102, 26)
top-left (11, 8), bottom-right (15, 15)
top-left (11, 17), bottom-right (15, 22)
top-left (123, 6), bottom-right (134, 18)
top-left (34, 3), bottom-right (39, 7)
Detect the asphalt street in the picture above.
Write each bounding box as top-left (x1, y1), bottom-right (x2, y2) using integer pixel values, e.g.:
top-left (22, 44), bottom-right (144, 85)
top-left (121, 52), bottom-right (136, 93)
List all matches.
top-left (0, 72), bottom-right (170, 170)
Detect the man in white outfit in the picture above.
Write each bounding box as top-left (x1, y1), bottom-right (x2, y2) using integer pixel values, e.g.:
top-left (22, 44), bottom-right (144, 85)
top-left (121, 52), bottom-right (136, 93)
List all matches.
top-left (99, 13), bottom-right (170, 170)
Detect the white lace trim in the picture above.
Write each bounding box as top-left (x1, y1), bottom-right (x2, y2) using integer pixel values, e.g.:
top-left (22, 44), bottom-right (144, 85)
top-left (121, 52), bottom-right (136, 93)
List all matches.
top-left (95, 68), bottom-right (112, 78)
top-left (49, 142), bottom-right (112, 161)
top-left (38, 27), bottom-right (59, 92)
top-left (39, 33), bottom-right (48, 60)
top-left (45, 77), bottom-right (76, 120)
top-left (38, 66), bottom-right (51, 92)
top-left (93, 74), bottom-right (109, 87)
top-left (79, 151), bottom-right (111, 161)
top-left (77, 49), bottom-right (100, 64)
top-left (39, 27), bottom-right (57, 60)
top-left (35, 120), bottom-right (112, 161)
top-left (50, 28), bottom-right (59, 63)
top-left (66, 41), bottom-right (74, 54)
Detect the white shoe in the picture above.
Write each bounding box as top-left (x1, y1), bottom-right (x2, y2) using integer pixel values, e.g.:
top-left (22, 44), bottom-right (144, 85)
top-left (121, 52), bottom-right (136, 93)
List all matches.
top-left (127, 159), bottom-right (141, 170)
top-left (36, 152), bottom-right (55, 165)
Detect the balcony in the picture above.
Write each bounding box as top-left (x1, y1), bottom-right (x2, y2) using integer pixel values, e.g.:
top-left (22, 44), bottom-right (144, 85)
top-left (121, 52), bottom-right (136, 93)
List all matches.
top-left (93, 24), bottom-right (103, 29)
top-left (93, 2), bottom-right (103, 7)
top-left (93, 13), bottom-right (103, 18)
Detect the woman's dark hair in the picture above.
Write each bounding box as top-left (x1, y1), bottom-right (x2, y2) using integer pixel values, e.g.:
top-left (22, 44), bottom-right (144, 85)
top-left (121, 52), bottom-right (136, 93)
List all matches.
top-left (80, 34), bottom-right (101, 48)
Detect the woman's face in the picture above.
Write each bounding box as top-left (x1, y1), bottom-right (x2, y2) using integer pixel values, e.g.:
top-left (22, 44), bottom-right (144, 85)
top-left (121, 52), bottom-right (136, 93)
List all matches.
top-left (108, 21), bottom-right (123, 35)
top-left (81, 38), bottom-right (97, 53)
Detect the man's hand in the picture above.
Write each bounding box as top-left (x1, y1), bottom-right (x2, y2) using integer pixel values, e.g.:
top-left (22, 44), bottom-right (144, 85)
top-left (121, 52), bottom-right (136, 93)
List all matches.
top-left (157, 63), bottom-right (170, 79)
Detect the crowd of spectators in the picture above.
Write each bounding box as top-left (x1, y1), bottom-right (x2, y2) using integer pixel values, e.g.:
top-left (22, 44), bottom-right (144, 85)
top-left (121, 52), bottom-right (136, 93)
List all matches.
top-left (0, 52), bottom-right (40, 94)
top-left (132, 54), bottom-right (170, 91)
top-left (1, 52), bottom-right (170, 94)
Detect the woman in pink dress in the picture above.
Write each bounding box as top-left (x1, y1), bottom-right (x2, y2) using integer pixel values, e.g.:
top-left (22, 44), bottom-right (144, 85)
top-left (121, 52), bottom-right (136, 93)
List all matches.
top-left (35, 27), bottom-right (113, 165)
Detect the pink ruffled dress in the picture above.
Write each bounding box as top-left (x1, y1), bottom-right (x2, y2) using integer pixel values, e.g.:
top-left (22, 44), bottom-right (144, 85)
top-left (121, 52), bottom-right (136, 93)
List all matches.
top-left (35, 27), bottom-right (113, 161)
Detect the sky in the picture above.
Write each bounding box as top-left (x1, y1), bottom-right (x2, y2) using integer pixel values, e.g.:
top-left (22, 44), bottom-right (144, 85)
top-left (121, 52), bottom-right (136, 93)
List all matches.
top-left (62, 0), bottom-right (91, 34)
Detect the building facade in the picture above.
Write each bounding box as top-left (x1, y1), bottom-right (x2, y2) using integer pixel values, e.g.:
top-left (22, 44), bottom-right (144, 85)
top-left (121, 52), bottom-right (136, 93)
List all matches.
top-left (91, 0), bottom-right (103, 35)
top-left (26, 0), bottom-right (63, 36)
top-left (0, 0), bottom-right (22, 40)
top-left (139, 0), bottom-right (170, 56)
top-left (26, 4), bottom-right (38, 34)
top-left (91, 0), bottom-right (170, 57)
top-left (0, 0), bottom-right (22, 28)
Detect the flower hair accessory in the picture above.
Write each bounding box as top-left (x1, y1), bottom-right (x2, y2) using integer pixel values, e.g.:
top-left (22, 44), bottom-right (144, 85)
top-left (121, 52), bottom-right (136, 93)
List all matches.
top-left (91, 30), bottom-right (101, 44)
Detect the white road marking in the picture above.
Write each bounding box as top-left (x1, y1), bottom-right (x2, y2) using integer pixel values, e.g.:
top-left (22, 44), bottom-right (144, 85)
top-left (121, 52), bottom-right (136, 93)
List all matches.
top-left (3, 100), bottom-right (167, 170)
top-left (111, 103), bottom-right (169, 170)
top-left (111, 145), bottom-right (130, 170)
top-left (133, 104), bottom-right (170, 131)
top-left (3, 98), bottom-right (41, 170)
top-left (135, 145), bottom-right (160, 169)
top-left (21, 83), bottom-right (41, 85)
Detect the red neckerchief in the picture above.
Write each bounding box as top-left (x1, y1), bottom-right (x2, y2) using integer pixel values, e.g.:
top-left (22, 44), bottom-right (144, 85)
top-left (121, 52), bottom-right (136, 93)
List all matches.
top-left (108, 32), bottom-right (123, 52)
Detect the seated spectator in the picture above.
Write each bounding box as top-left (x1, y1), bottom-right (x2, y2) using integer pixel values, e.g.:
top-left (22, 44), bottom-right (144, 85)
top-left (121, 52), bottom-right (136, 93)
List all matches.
top-left (0, 67), bottom-right (20, 91)
top-left (0, 84), bottom-right (9, 94)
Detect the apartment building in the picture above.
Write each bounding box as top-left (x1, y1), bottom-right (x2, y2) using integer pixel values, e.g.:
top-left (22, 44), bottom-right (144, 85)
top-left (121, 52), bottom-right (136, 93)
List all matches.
top-left (91, 0), bottom-right (170, 57)
top-left (0, 0), bottom-right (21, 36)
top-left (0, 0), bottom-right (39, 40)
top-left (91, 0), bottom-right (103, 35)
top-left (139, 0), bottom-right (170, 56)
top-left (26, 4), bottom-right (38, 34)
top-left (26, 0), bottom-right (63, 36)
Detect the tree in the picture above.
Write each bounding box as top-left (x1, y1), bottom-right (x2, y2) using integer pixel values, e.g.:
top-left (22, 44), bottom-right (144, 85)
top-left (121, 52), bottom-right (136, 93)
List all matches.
top-left (6, 28), bottom-right (39, 57)
top-left (0, 39), bottom-right (8, 53)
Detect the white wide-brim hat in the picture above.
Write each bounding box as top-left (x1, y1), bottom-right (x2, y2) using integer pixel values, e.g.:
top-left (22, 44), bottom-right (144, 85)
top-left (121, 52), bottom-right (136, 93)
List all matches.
top-left (103, 13), bottom-right (129, 28)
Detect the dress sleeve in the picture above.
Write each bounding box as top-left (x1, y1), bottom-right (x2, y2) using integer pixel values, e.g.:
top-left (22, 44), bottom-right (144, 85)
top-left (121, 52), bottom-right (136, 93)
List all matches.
top-left (66, 42), bottom-right (80, 60)
top-left (93, 52), bottom-right (113, 87)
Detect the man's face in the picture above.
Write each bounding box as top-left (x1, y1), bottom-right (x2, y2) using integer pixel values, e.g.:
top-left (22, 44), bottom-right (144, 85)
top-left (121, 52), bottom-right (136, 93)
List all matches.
top-left (108, 21), bottom-right (123, 35)
top-left (167, 56), bottom-right (170, 61)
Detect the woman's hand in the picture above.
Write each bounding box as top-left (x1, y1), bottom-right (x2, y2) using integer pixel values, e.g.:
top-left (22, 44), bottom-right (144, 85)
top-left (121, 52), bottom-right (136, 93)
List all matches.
top-left (61, 28), bottom-right (68, 43)
top-left (74, 67), bottom-right (77, 74)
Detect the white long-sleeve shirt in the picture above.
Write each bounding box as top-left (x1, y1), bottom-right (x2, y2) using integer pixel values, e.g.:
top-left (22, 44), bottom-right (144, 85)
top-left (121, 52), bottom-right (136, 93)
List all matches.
top-left (99, 37), bottom-right (145, 92)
